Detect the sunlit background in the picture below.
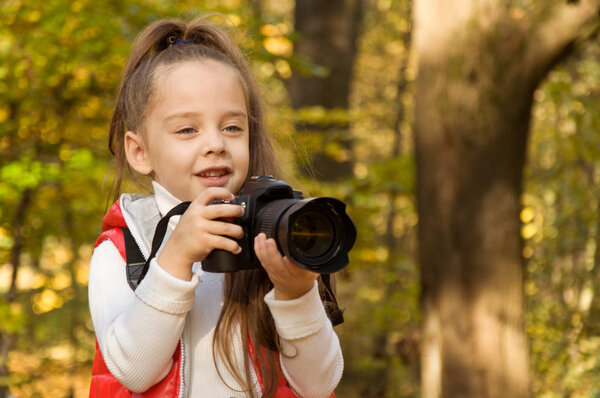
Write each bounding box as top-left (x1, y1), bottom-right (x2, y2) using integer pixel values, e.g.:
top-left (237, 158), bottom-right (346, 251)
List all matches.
top-left (1, 0), bottom-right (600, 397)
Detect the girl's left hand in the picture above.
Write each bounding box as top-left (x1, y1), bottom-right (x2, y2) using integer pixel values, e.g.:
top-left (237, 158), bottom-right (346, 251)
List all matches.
top-left (254, 233), bottom-right (318, 300)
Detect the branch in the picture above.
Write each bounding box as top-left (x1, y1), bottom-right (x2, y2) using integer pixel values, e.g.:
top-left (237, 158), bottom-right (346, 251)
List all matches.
top-left (532, 0), bottom-right (600, 75)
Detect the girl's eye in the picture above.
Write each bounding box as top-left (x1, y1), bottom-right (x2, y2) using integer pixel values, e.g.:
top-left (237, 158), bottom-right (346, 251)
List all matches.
top-left (223, 125), bottom-right (243, 133)
top-left (177, 127), bottom-right (196, 134)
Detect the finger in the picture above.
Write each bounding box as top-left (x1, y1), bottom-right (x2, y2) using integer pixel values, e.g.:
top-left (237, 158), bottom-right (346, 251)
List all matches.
top-left (204, 220), bottom-right (244, 240)
top-left (254, 233), bottom-right (266, 259)
top-left (254, 233), bottom-right (273, 268)
top-left (193, 187), bottom-right (235, 206)
top-left (205, 234), bottom-right (242, 255)
top-left (201, 203), bottom-right (245, 220)
top-left (258, 236), bottom-right (288, 273)
top-left (263, 237), bottom-right (282, 260)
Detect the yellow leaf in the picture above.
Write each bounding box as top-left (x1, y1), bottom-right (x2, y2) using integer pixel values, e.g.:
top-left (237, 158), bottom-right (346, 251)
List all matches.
top-left (33, 289), bottom-right (64, 314)
top-left (263, 37), bottom-right (293, 57)
top-left (51, 271), bottom-right (72, 290)
top-left (359, 287), bottom-right (383, 303)
top-left (275, 59), bottom-right (291, 79)
top-left (0, 107), bottom-right (9, 123)
top-left (28, 10), bottom-right (41, 23)
top-left (260, 24), bottom-right (278, 37)
top-left (354, 163), bottom-right (368, 178)
top-left (70, 1), bottom-right (83, 12)
top-left (76, 262), bottom-right (89, 285)
top-left (226, 14), bottom-right (241, 26)
top-left (522, 246), bottom-right (534, 259)
top-left (520, 207), bottom-right (535, 223)
top-left (521, 223), bottom-right (537, 240)
top-left (16, 266), bottom-right (45, 290)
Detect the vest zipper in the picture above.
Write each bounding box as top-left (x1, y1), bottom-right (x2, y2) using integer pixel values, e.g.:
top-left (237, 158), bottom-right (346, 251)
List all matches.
top-left (178, 336), bottom-right (186, 398)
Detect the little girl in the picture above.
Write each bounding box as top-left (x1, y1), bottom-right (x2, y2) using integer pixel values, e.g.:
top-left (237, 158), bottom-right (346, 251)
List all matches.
top-left (88, 16), bottom-right (343, 398)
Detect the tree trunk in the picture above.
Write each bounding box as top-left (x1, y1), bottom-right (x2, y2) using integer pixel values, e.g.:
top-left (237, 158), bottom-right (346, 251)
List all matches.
top-left (0, 189), bottom-right (32, 398)
top-left (289, 0), bottom-right (364, 180)
top-left (412, 1), bottom-right (600, 397)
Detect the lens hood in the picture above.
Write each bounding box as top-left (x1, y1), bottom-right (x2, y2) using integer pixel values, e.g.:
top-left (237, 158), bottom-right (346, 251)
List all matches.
top-left (276, 197), bottom-right (356, 273)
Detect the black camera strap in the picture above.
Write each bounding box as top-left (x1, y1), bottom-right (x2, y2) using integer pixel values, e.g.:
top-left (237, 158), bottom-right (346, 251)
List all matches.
top-left (320, 274), bottom-right (345, 326)
top-left (137, 202), bottom-right (192, 287)
top-left (120, 202), bottom-right (192, 291)
top-left (122, 227), bottom-right (145, 290)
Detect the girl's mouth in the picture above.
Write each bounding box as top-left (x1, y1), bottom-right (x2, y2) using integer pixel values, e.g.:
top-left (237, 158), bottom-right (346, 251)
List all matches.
top-left (197, 169), bottom-right (228, 178)
top-left (195, 167), bottom-right (232, 186)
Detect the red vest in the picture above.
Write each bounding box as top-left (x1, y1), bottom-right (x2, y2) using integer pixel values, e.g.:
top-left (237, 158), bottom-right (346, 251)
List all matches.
top-left (90, 200), bottom-right (327, 397)
top-left (90, 200), bottom-right (184, 397)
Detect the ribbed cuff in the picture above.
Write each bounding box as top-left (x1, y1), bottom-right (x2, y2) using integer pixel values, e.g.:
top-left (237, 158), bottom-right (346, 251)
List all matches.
top-left (135, 258), bottom-right (199, 315)
top-left (264, 281), bottom-right (328, 340)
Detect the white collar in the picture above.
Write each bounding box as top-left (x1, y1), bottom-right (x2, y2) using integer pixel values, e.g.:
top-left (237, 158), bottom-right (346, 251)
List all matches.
top-left (152, 181), bottom-right (183, 230)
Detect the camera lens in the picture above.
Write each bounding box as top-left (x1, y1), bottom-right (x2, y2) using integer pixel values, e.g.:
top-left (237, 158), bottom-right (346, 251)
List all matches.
top-left (290, 211), bottom-right (335, 258)
top-left (255, 196), bottom-right (355, 274)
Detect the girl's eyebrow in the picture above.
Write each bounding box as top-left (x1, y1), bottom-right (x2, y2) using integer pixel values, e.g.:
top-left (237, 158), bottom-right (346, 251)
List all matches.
top-left (164, 111), bottom-right (201, 121)
top-left (164, 110), bottom-right (248, 121)
top-left (224, 110), bottom-right (248, 118)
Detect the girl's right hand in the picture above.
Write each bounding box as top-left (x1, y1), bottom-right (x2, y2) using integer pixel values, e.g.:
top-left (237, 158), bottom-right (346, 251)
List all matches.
top-left (156, 187), bottom-right (245, 280)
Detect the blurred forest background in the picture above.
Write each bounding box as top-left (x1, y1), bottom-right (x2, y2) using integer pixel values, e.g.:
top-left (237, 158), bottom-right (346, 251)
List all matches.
top-left (2, 0), bottom-right (600, 397)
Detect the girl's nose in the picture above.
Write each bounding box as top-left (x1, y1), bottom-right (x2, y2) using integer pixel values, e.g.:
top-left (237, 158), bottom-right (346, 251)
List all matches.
top-left (202, 129), bottom-right (226, 156)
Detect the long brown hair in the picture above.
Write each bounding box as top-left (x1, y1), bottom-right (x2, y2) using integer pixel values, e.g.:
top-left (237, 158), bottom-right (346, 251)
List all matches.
top-left (108, 16), bottom-right (282, 396)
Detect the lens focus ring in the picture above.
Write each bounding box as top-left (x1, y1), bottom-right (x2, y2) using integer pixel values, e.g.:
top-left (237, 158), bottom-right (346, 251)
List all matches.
top-left (255, 199), bottom-right (298, 240)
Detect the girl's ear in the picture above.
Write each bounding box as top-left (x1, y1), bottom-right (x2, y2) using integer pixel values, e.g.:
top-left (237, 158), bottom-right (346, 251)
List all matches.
top-left (124, 131), bottom-right (153, 175)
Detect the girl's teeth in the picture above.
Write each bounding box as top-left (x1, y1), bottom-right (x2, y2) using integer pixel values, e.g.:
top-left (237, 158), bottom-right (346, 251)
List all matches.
top-left (201, 170), bottom-right (225, 177)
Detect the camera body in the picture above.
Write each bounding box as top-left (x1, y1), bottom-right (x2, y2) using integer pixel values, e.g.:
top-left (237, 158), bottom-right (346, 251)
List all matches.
top-left (202, 176), bottom-right (356, 274)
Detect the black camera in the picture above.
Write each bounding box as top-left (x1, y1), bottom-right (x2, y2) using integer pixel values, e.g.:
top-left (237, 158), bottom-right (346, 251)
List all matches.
top-left (202, 176), bottom-right (356, 274)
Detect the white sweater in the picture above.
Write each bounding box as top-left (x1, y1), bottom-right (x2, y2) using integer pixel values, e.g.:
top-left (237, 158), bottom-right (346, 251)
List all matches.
top-left (88, 182), bottom-right (343, 397)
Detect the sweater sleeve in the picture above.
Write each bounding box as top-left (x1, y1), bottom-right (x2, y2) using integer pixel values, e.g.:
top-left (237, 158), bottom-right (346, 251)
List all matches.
top-left (88, 239), bottom-right (199, 392)
top-left (264, 281), bottom-right (343, 398)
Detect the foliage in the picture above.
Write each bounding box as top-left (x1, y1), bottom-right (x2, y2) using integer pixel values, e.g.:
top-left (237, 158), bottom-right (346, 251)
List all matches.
top-left (525, 40), bottom-right (600, 397)
top-left (1, 0), bottom-right (599, 396)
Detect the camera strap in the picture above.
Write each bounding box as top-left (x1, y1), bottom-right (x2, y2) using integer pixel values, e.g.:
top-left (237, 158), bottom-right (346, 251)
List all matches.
top-left (120, 201), bottom-right (192, 290)
top-left (137, 202), bottom-right (192, 286)
top-left (320, 274), bottom-right (345, 327)
top-left (122, 227), bottom-right (145, 290)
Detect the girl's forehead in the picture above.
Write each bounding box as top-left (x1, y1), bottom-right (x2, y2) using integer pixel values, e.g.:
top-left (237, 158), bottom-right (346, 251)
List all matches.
top-left (147, 59), bottom-right (248, 118)
top-left (154, 59), bottom-right (238, 84)
top-left (152, 60), bottom-right (241, 96)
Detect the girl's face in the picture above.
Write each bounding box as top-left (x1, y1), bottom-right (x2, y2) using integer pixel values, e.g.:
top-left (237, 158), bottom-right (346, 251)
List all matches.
top-left (130, 60), bottom-right (250, 201)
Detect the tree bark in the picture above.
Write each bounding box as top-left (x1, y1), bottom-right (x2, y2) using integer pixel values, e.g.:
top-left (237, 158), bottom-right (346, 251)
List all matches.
top-left (413, 1), bottom-right (600, 397)
top-left (289, 0), bottom-right (364, 180)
